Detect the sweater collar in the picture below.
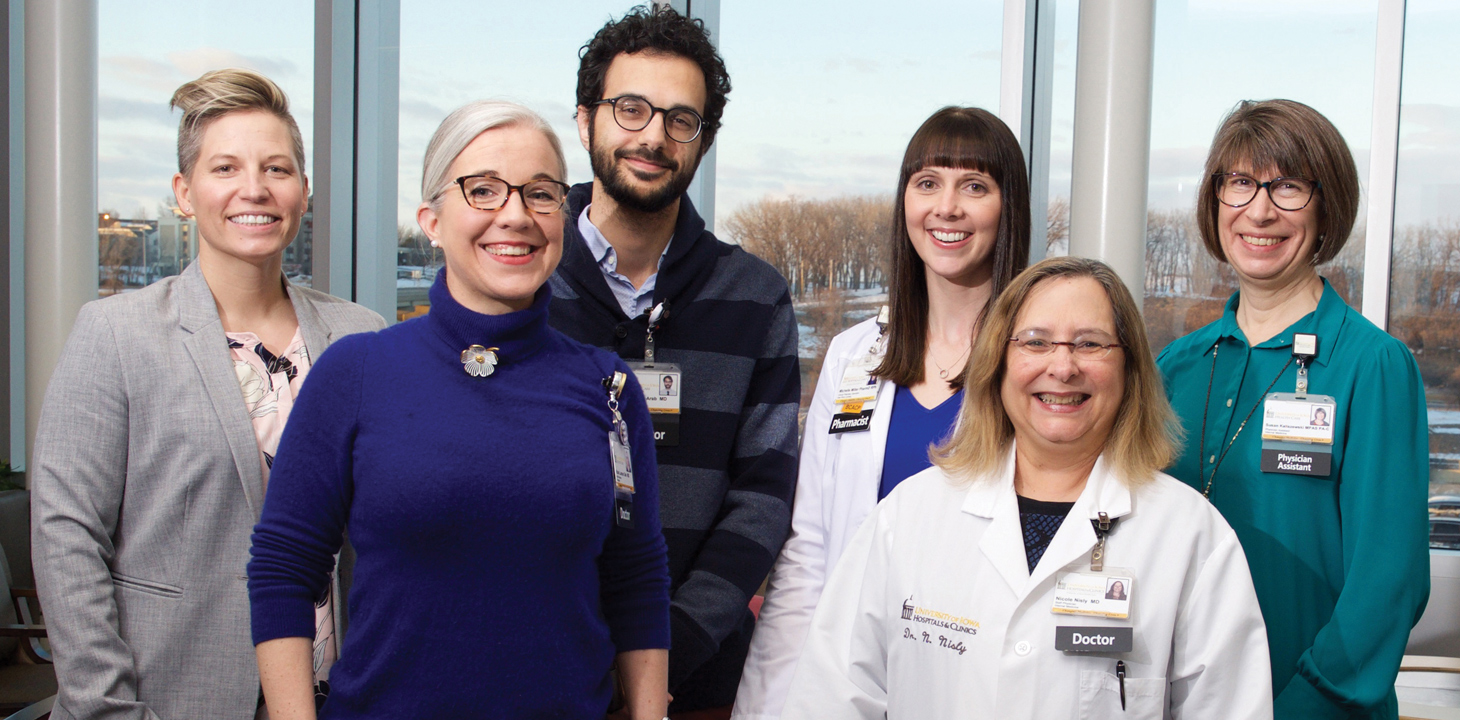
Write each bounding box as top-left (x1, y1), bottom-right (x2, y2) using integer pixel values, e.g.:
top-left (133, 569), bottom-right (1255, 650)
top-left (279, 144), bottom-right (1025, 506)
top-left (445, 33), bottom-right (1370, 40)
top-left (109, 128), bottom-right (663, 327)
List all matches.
top-left (424, 269), bottom-right (553, 366)
top-left (560, 181), bottom-right (716, 317)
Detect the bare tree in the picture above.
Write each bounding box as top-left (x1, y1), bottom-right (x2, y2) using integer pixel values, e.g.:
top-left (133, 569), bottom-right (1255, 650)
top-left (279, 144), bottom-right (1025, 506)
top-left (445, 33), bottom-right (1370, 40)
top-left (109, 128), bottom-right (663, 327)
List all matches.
top-left (725, 194), bottom-right (892, 299)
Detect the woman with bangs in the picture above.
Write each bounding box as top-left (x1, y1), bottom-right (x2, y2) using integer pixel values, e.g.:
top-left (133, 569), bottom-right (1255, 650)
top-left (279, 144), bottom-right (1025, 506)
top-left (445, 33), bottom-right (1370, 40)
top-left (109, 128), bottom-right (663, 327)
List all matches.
top-left (734, 106), bottom-right (1030, 720)
top-left (1158, 100), bottom-right (1428, 718)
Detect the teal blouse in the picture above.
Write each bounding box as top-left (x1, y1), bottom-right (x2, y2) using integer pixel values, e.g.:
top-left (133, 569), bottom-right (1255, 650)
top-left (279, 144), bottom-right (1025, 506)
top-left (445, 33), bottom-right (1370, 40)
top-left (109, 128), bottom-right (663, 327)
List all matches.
top-left (1157, 279), bottom-right (1430, 719)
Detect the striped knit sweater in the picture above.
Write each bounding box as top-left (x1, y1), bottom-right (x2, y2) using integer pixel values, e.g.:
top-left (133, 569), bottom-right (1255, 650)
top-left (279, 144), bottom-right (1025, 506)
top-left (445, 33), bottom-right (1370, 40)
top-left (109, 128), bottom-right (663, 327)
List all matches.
top-left (549, 183), bottom-right (800, 712)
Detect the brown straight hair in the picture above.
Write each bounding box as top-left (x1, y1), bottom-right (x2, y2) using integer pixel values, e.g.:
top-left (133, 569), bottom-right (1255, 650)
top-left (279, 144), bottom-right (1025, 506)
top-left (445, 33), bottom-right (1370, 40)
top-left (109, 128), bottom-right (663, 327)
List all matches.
top-left (873, 106), bottom-right (1031, 389)
top-left (933, 256), bottom-right (1180, 486)
top-left (1195, 99), bottom-right (1360, 266)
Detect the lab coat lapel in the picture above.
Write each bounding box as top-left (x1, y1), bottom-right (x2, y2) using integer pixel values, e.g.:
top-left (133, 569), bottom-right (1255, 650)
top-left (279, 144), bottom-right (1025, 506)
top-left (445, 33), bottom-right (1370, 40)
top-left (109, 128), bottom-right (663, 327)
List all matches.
top-left (177, 262), bottom-right (266, 518)
top-left (1027, 455), bottom-right (1133, 590)
top-left (964, 451), bottom-right (1034, 597)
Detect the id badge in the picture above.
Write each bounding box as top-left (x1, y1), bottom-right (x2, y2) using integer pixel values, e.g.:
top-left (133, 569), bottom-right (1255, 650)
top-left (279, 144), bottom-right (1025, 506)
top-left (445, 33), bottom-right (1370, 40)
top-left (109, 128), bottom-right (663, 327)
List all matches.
top-left (627, 361), bottom-right (681, 446)
top-left (1259, 393), bottom-right (1336, 477)
top-left (1052, 569), bottom-right (1134, 619)
top-left (829, 353), bottom-right (882, 434)
top-left (609, 428), bottom-right (635, 528)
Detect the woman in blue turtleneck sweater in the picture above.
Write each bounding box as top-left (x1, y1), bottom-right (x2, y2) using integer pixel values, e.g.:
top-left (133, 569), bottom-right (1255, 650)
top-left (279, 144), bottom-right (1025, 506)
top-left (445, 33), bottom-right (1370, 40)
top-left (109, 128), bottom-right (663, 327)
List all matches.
top-left (248, 101), bottom-right (671, 720)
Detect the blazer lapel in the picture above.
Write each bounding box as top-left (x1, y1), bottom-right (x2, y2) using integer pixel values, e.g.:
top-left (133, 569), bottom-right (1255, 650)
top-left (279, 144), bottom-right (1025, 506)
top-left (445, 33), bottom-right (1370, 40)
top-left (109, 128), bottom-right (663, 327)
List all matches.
top-left (177, 262), bottom-right (265, 518)
top-left (288, 282), bottom-right (334, 362)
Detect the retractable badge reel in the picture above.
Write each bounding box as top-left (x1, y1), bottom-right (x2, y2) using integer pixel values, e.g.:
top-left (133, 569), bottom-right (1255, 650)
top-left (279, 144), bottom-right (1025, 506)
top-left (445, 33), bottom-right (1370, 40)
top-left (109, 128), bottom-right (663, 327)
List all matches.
top-left (627, 302), bottom-right (682, 447)
top-left (1054, 512), bottom-right (1135, 665)
top-left (605, 371), bottom-right (636, 529)
top-left (828, 306), bottom-right (890, 434)
top-left (1259, 333), bottom-right (1336, 477)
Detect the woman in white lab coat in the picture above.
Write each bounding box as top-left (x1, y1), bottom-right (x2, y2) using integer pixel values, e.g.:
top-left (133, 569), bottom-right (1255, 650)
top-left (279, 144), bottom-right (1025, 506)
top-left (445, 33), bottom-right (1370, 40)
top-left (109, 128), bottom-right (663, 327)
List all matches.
top-left (782, 256), bottom-right (1272, 720)
top-left (734, 107), bottom-right (1030, 720)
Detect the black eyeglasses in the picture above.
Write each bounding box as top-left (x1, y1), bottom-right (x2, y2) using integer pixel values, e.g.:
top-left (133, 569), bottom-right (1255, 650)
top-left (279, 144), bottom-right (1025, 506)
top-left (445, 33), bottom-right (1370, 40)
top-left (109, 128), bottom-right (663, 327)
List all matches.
top-left (1008, 330), bottom-right (1124, 360)
top-left (592, 95), bottom-right (704, 143)
top-left (1213, 172), bottom-right (1320, 211)
top-left (453, 176), bottom-right (570, 214)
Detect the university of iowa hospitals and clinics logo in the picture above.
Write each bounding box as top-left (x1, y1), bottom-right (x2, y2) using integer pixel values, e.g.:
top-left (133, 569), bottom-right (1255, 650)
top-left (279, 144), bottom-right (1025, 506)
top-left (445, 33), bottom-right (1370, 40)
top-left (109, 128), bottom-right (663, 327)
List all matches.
top-left (901, 596), bottom-right (979, 635)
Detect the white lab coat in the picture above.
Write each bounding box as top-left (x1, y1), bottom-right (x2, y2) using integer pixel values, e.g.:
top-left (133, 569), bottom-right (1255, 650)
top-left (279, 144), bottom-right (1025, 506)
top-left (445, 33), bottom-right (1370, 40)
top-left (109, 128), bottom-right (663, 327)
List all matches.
top-left (735, 318), bottom-right (897, 720)
top-left (782, 449), bottom-right (1273, 720)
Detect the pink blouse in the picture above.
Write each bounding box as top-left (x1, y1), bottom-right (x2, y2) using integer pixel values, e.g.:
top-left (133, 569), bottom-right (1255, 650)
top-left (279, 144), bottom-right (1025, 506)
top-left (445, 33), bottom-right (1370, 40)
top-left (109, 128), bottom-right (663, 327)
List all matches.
top-left (226, 329), bottom-right (338, 682)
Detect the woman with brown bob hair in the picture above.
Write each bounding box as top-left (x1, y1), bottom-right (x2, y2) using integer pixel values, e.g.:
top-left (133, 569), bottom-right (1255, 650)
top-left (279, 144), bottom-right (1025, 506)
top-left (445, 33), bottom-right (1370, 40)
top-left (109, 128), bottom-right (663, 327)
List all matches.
top-left (735, 106), bottom-right (1029, 719)
top-left (782, 257), bottom-right (1271, 719)
top-left (1159, 99), bottom-right (1429, 718)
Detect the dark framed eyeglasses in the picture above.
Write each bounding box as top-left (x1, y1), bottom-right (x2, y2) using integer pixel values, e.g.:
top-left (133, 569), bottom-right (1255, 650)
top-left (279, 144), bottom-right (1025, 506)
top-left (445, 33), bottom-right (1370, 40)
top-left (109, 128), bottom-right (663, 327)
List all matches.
top-left (1008, 330), bottom-right (1124, 360)
top-left (592, 95), bottom-right (704, 143)
top-left (453, 176), bottom-right (570, 214)
top-left (1212, 172), bottom-right (1320, 211)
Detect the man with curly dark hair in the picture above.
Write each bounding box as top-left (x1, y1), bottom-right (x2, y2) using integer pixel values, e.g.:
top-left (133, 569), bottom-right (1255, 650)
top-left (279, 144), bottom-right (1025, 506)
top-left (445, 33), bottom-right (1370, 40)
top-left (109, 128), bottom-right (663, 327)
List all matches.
top-left (549, 5), bottom-right (800, 717)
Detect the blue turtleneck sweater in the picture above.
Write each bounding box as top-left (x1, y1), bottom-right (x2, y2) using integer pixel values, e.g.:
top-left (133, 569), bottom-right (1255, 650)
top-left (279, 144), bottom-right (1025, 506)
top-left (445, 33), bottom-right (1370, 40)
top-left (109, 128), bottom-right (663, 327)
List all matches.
top-left (248, 275), bottom-right (670, 719)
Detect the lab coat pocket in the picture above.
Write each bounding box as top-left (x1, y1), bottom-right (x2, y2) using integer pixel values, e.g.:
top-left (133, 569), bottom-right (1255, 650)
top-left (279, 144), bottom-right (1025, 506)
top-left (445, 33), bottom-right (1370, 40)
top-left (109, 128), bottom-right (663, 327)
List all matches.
top-left (1079, 669), bottom-right (1166, 720)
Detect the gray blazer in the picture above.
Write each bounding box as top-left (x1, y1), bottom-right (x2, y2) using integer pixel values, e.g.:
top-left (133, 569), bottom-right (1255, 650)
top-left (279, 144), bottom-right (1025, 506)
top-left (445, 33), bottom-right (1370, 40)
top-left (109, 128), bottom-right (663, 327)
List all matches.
top-left (30, 262), bottom-right (385, 720)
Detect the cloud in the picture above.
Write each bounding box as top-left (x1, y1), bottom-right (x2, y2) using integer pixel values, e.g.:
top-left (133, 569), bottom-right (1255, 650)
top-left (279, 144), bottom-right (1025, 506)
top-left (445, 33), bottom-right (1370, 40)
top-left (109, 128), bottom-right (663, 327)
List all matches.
top-left (99, 48), bottom-right (302, 98)
top-left (99, 95), bottom-right (175, 125)
top-left (1400, 103), bottom-right (1460, 148)
top-left (1189, 0), bottom-right (1373, 14)
top-left (167, 48), bottom-right (297, 81)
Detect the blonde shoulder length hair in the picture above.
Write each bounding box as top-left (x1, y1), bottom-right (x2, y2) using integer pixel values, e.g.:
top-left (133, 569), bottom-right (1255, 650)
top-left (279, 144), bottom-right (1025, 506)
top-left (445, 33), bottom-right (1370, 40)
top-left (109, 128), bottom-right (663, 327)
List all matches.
top-left (932, 256), bottom-right (1181, 486)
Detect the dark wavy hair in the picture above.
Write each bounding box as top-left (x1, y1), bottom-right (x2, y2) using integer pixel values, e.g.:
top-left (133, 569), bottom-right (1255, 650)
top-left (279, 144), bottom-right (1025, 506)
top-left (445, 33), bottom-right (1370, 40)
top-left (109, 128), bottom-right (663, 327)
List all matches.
top-left (873, 106), bottom-right (1031, 389)
top-left (576, 5), bottom-right (732, 151)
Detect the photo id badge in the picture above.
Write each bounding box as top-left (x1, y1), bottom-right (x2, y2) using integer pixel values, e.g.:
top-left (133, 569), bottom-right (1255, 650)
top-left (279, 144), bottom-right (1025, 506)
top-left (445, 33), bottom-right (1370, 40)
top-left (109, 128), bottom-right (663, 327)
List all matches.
top-left (1260, 393), bottom-right (1336, 477)
top-left (609, 428), bottom-right (635, 529)
top-left (829, 353), bottom-right (882, 434)
top-left (1052, 569), bottom-right (1134, 620)
top-left (627, 361), bottom-right (681, 447)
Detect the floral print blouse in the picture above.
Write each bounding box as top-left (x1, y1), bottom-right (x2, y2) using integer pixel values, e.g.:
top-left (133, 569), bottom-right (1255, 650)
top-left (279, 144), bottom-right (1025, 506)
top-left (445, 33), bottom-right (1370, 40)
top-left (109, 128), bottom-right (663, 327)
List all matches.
top-left (226, 329), bottom-right (338, 683)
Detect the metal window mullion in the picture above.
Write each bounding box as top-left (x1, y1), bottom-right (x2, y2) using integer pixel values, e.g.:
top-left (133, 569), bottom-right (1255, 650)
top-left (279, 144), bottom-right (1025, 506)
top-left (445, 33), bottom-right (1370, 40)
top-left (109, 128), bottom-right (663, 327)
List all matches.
top-left (353, 0), bottom-right (399, 323)
top-left (313, 0), bottom-right (355, 300)
top-left (1360, 0), bottom-right (1406, 329)
top-left (7, 0), bottom-right (21, 468)
top-left (1000, 0), bottom-right (1056, 265)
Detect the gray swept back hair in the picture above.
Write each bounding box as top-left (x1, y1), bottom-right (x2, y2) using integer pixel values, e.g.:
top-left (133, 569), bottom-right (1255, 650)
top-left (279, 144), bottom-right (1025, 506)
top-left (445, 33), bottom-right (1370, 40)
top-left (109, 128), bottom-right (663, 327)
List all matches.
top-left (420, 100), bottom-right (568, 210)
top-left (170, 68), bottom-right (305, 178)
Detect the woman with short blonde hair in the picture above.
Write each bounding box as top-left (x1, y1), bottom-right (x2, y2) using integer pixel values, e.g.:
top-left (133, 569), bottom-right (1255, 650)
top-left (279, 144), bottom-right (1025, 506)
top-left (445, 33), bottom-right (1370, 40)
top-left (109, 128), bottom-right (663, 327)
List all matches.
top-left (31, 68), bottom-right (383, 720)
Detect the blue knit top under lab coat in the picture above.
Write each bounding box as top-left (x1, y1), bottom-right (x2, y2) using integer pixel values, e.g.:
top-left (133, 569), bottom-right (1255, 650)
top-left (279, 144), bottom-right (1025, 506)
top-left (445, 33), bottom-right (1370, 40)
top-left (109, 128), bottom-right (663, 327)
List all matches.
top-left (248, 274), bottom-right (670, 719)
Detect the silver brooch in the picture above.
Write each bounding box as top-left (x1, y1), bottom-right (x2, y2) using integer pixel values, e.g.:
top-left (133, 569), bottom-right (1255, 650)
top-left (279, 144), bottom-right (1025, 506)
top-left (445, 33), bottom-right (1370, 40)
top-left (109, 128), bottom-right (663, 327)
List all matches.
top-left (461, 345), bottom-right (499, 377)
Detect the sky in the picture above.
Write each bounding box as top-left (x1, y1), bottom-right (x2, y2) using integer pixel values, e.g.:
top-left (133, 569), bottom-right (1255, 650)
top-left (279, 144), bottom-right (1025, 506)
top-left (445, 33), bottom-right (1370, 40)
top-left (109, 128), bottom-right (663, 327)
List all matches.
top-left (97, 0), bottom-right (1460, 235)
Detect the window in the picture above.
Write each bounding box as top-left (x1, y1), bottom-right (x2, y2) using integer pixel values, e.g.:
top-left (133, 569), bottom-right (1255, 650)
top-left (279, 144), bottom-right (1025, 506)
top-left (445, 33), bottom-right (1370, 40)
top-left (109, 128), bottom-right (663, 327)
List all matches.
top-left (394, 1), bottom-right (611, 320)
top-left (1387, 0), bottom-right (1460, 546)
top-left (714, 0), bottom-right (1003, 408)
top-left (97, 1), bottom-right (314, 292)
top-left (1141, 0), bottom-right (1378, 353)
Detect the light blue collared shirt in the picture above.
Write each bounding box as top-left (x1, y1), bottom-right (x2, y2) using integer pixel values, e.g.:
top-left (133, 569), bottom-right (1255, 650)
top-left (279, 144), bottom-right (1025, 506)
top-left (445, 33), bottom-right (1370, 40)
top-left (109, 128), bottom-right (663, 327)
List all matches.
top-left (578, 205), bottom-right (669, 319)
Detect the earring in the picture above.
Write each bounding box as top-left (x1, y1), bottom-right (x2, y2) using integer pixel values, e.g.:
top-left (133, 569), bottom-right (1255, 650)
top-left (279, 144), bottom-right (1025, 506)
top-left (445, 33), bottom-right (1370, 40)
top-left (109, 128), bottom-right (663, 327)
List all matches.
top-left (430, 239), bottom-right (440, 247)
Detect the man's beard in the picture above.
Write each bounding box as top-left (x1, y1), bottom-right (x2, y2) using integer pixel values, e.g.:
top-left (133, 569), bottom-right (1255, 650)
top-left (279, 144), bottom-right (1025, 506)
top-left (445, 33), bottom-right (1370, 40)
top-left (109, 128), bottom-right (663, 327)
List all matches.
top-left (589, 116), bottom-right (700, 214)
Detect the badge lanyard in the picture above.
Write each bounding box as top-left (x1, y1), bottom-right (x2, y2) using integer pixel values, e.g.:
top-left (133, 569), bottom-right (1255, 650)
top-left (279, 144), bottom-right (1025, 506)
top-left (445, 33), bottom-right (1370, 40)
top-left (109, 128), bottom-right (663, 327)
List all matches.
top-left (604, 371), bottom-right (636, 529)
top-left (628, 302), bottom-right (682, 446)
top-left (1197, 342), bottom-right (1293, 498)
